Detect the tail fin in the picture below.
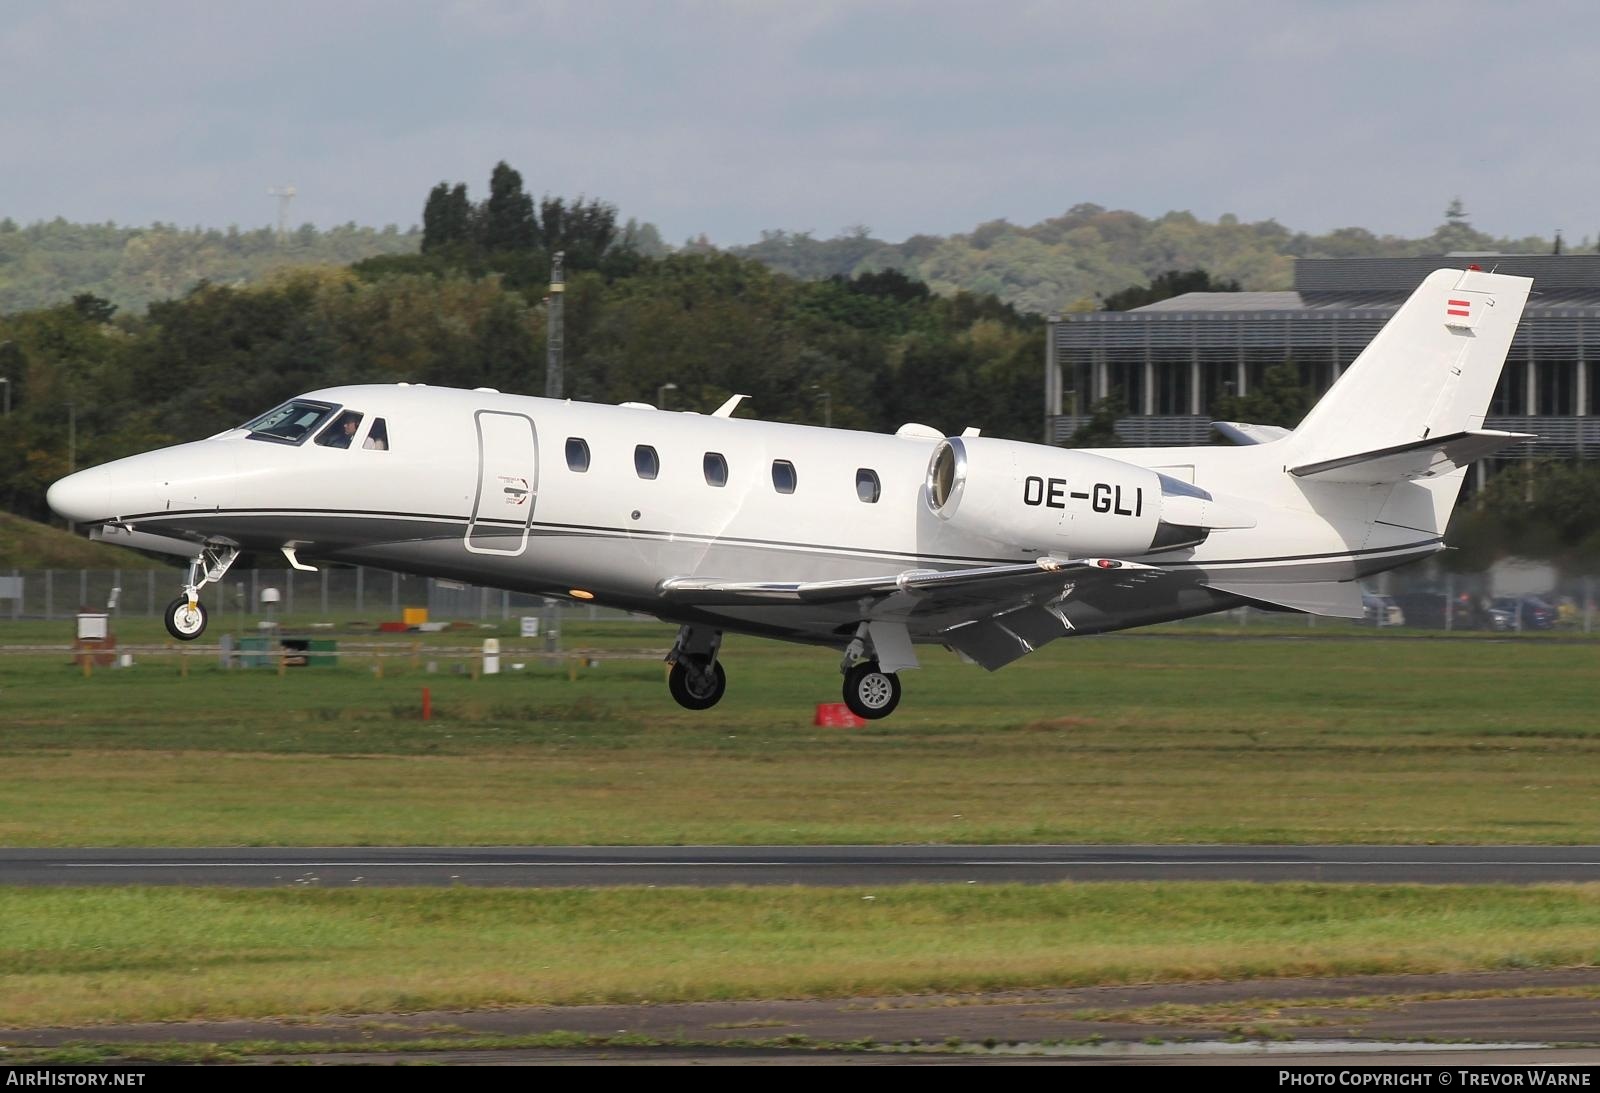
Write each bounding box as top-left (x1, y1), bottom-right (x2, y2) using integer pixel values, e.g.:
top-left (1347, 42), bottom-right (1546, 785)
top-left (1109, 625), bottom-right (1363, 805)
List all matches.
top-left (1287, 267), bottom-right (1531, 469)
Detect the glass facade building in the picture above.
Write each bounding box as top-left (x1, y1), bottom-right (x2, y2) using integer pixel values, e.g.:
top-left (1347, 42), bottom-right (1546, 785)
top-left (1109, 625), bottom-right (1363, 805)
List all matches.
top-left (1045, 255), bottom-right (1600, 459)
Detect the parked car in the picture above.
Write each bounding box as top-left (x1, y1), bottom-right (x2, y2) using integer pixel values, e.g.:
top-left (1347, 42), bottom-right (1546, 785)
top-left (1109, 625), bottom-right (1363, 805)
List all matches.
top-left (1361, 593), bottom-right (1404, 627)
top-left (1392, 592), bottom-right (1479, 630)
top-left (1488, 596), bottom-right (1556, 631)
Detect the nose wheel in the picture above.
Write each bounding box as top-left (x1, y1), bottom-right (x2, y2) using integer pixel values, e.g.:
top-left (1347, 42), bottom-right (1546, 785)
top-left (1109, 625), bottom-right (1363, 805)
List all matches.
top-left (164, 596), bottom-right (209, 640)
top-left (842, 661), bottom-right (901, 720)
top-left (665, 625), bottom-right (726, 711)
top-left (668, 657), bottom-right (727, 710)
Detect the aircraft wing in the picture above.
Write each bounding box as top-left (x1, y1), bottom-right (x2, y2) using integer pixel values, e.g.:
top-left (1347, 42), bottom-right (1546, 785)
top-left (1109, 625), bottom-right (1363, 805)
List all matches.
top-left (658, 556), bottom-right (1152, 607)
top-left (660, 557), bottom-right (1165, 670)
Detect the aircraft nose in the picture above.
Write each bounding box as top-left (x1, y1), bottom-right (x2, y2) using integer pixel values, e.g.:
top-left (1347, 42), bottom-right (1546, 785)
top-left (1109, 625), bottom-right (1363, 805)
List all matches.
top-left (46, 465), bottom-right (116, 524)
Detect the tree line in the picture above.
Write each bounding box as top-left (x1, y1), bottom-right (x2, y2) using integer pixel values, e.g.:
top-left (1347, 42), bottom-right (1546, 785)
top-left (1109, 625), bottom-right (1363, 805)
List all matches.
top-left (0, 167), bottom-right (1042, 525)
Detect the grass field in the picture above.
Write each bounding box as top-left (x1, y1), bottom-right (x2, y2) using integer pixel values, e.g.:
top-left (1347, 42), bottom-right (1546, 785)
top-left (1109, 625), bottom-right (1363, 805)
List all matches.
top-left (2, 623), bottom-right (1598, 845)
top-left (3, 883), bottom-right (1598, 1027)
top-left (3, 621), bottom-right (1598, 1035)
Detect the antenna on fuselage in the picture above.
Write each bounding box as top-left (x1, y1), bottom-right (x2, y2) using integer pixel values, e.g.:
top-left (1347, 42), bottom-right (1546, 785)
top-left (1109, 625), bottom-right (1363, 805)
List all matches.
top-left (545, 250), bottom-right (565, 398)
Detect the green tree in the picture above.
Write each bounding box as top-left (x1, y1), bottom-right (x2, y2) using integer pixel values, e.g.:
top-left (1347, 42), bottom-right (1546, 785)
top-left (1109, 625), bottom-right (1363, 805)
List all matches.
top-left (421, 182), bottom-right (473, 253)
top-left (1101, 268), bottom-right (1240, 311)
top-left (481, 162), bottom-right (537, 253)
top-left (1067, 394), bottom-right (1126, 447)
top-left (1210, 362), bottom-right (1312, 429)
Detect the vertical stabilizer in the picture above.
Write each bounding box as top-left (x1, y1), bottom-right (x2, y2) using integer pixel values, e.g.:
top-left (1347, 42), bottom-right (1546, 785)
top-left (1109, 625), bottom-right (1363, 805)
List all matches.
top-left (1286, 268), bottom-right (1531, 468)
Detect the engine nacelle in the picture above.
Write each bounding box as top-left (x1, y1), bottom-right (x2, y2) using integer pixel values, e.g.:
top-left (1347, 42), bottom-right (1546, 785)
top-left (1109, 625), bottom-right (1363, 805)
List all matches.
top-left (925, 436), bottom-right (1222, 557)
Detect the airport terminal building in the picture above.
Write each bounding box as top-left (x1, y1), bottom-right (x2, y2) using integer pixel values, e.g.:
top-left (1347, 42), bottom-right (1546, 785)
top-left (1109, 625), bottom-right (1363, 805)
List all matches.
top-left (1044, 254), bottom-right (1600, 465)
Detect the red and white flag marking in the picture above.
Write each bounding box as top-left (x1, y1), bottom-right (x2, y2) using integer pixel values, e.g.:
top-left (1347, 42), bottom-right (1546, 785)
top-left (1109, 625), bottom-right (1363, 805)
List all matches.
top-left (1446, 298), bottom-right (1472, 319)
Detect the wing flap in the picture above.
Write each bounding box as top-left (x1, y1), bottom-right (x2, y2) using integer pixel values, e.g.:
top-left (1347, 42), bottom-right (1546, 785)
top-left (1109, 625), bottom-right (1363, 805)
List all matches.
top-left (1288, 429), bottom-right (1533, 485)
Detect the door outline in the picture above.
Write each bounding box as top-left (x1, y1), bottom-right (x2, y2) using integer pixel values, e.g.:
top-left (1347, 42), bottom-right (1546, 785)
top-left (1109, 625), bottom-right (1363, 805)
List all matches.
top-left (465, 410), bottom-right (537, 556)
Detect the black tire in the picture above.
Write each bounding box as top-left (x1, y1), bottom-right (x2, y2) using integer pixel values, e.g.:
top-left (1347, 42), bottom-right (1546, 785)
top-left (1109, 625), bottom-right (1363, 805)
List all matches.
top-left (668, 658), bottom-right (726, 711)
top-left (164, 597), bottom-right (208, 641)
top-left (842, 661), bottom-right (901, 720)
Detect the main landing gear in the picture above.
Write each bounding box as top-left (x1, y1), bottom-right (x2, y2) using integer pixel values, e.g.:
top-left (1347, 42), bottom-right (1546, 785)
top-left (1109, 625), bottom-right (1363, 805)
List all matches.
top-left (666, 626), bottom-right (727, 710)
top-left (163, 543), bottom-right (240, 641)
top-left (838, 622), bottom-right (909, 720)
top-left (842, 660), bottom-right (901, 720)
top-left (662, 621), bottom-right (915, 719)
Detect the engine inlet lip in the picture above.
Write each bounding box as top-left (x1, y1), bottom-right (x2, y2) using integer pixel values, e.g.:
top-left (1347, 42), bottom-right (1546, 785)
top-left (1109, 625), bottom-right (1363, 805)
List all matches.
top-left (925, 437), bottom-right (968, 518)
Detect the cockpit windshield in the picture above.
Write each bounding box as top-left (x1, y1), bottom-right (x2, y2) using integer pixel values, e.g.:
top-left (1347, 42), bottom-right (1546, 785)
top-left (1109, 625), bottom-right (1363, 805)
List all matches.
top-left (243, 400), bottom-right (338, 445)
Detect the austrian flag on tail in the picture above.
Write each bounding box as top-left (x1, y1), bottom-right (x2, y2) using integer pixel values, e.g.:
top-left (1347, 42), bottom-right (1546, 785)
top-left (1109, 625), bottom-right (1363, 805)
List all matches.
top-left (1443, 291), bottom-right (1486, 330)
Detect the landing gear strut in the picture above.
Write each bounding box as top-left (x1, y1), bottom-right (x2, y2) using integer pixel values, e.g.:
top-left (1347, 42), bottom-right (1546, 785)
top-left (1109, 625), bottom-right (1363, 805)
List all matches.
top-left (666, 625), bottom-right (726, 710)
top-left (163, 543), bottom-right (240, 641)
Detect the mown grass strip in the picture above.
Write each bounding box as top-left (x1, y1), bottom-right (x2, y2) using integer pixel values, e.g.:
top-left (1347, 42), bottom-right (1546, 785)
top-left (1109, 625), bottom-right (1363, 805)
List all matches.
top-left (2, 883), bottom-right (1598, 1027)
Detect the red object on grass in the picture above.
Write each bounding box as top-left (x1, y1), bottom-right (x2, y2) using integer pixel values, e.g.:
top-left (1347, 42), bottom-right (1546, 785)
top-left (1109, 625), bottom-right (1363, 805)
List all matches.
top-left (814, 703), bottom-right (866, 728)
top-left (422, 687), bottom-right (432, 722)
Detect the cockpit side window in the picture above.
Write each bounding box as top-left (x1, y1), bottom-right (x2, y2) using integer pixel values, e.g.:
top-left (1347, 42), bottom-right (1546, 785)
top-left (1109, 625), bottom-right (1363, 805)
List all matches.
top-left (363, 418), bottom-right (389, 450)
top-left (243, 399), bottom-right (338, 445)
top-left (315, 410), bottom-right (365, 449)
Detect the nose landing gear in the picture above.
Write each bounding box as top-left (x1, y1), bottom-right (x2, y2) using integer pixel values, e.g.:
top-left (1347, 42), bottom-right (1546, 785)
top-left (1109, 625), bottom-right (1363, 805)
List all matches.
top-left (666, 625), bottom-right (726, 710)
top-left (162, 543), bottom-right (240, 641)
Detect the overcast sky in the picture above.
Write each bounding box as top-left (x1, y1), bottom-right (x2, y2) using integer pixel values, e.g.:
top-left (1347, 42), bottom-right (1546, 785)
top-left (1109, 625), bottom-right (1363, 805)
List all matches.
top-left (4, 0), bottom-right (1595, 246)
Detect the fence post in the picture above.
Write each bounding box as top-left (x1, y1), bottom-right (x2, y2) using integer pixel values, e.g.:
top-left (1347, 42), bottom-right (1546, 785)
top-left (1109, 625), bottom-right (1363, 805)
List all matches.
top-left (356, 566), bottom-right (365, 612)
top-left (286, 570), bottom-right (294, 618)
top-left (79, 569), bottom-right (88, 612)
top-left (1586, 576), bottom-right (1594, 635)
top-left (9, 568), bottom-right (17, 621)
top-left (320, 568), bottom-right (328, 616)
top-left (45, 569), bottom-right (53, 621)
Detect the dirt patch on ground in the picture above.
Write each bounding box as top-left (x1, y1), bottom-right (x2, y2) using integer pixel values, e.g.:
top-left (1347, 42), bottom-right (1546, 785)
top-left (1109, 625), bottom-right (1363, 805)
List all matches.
top-left (3, 968), bottom-right (1597, 1063)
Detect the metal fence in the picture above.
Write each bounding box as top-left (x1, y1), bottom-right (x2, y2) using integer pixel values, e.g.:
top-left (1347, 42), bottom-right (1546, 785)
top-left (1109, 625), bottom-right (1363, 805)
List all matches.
top-left (0, 566), bottom-right (639, 624)
top-left (1, 561), bottom-right (1595, 633)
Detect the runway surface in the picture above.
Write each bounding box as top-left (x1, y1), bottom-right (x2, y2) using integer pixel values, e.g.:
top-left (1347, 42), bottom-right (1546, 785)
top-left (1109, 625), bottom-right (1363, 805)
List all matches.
top-left (5, 844), bottom-right (1599, 886)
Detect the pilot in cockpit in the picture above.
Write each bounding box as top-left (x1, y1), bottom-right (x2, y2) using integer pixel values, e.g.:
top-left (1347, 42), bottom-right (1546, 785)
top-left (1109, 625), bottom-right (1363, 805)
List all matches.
top-left (319, 411), bottom-right (363, 449)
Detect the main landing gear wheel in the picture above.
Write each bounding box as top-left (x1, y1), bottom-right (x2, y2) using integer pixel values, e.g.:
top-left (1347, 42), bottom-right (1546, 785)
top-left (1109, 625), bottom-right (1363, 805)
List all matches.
top-left (668, 658), bottom-right (727, 711)
top-left (164, 597), bottom-right (208, 641)
top-left (842, 661), bottom-right (901, 720)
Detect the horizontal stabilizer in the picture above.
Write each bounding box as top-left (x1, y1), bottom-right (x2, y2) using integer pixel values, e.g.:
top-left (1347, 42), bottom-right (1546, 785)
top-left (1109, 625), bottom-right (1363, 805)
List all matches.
top-left (1213, 421), bottom-right (1290, 446)
top-left (1204, 578), bottom-right (1366, 619)
top-left (1289, 430), bottom-right (1533, 485)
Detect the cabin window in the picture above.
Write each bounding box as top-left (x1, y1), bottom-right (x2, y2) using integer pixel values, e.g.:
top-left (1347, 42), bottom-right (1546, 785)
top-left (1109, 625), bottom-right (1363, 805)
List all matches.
top-left (771, 459), bottom-right (797, 494)
top-left (243, 399), bottom-right (337, 445)
top-left (363, 418), bottom-right (389, 451)
top-left (703, 452), bottom-right (728, 487)
top-left (634, 444), bottom-right (660, 480)
top-left (565, 437), bottom-right (590, 472)
top-left (855, 468), bottom-right (881, 503)
top-left (314, 410), bottom-right (365, 449)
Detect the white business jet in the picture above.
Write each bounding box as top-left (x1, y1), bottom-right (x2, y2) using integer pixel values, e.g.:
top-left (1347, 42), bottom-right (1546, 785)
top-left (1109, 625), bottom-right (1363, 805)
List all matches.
top-left (48, 268), bottom-right (1530, 719)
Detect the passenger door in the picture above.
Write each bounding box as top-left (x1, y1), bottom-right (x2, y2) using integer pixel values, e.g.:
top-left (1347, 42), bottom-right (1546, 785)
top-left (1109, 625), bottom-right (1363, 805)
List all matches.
top-left (465, 410), bottom-right (537, 556)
